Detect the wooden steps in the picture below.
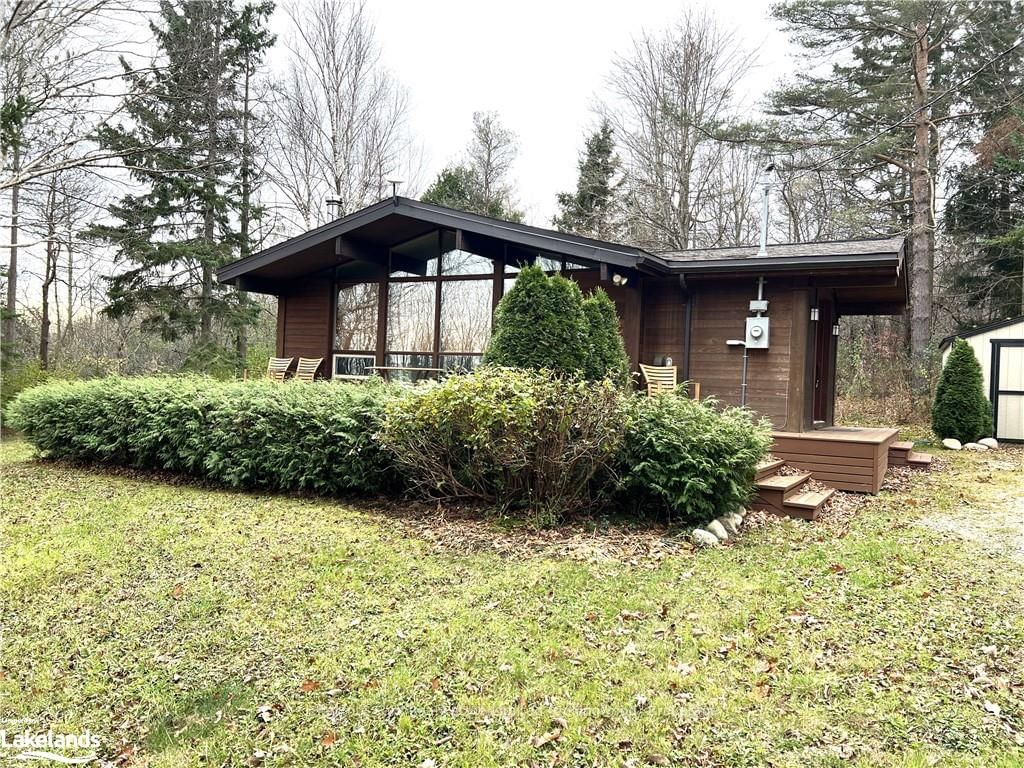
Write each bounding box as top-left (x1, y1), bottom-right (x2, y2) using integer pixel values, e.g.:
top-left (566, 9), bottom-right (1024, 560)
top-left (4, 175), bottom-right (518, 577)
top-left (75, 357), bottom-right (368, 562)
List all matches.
top-left (888, 440), bottom-right (934, 468)
top-left (752, 467), bottom-right (832, 521)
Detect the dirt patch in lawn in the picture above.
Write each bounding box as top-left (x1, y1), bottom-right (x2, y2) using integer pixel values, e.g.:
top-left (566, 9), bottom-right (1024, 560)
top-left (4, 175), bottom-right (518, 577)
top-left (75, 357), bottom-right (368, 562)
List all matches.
top-left (916, 448), bottom-right (1024, 562)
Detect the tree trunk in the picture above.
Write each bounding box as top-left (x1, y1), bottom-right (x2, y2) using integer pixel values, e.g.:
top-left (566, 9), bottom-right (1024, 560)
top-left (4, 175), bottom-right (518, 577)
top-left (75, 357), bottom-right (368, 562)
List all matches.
top-left (39, 185), bottom-right (57, 369)
top-left (3, 145), bottom-right (20, 357)
top-left (909, 19), bottom-right (934, 393)
top-left (200, 11), bottom-right (222, 347)
top-left (236, 56), bottom-right (253, 368)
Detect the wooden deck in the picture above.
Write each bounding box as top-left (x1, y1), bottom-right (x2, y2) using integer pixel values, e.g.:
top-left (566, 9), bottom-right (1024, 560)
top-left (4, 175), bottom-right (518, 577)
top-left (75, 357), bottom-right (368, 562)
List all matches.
top-left (770, 427), bottom-right (900, 493)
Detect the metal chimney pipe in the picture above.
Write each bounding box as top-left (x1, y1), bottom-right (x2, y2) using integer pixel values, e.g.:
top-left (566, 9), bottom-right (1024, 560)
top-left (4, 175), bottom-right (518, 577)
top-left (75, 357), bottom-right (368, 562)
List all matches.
top-left (758, 163), bottom-right (774, 256)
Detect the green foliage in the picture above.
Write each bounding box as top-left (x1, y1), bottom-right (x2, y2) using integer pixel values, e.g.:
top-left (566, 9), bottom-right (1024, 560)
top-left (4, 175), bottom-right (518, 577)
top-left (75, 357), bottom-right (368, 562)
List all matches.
top-left (553, 119), bottom-right (621, 238)
top-left (615, 393), bottom-right (773, 525)
top-left (7, 376), bottom-right (398, 495)
top-left (582, 288), bottom-right (631, 387)
top-left (1, 358), bottom-right (55, 412)
top-left (86, 0), bottom-right (274, 343)
top-left (931, 338), bottom-right (992, 443)
top-left (484, 266), bottom-right (589, 375)
top-left (378, 367), bottom-right (625, 525)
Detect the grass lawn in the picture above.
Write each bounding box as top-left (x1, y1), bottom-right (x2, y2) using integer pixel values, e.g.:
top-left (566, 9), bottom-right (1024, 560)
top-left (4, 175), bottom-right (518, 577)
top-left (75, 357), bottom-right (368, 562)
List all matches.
top-left (1, 439), bottom-right (1022, 767)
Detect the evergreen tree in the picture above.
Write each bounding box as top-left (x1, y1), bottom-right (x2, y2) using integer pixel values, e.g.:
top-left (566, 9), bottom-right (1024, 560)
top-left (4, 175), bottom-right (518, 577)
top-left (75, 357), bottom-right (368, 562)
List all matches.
top-left (770, 1), bottom-right (1024, 387)
top-left (87, 0), bottom-right (274, 360)
top-left (931, 338), bottom-right (992, 443)
top-left (422, 111), bottom-right (523, 221)
top-left (582, 288), bottom-right (631, 386)
top-left (946, 113), bottom-right (1024, 320)
top-left (553, 120), bottom-right (621, 239)
top-left (484, 266), bottom-right (588, 373)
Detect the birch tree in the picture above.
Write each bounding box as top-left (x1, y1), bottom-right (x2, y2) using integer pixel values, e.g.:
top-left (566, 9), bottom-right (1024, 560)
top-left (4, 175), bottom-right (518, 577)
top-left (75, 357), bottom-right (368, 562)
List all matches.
top-left (268, 0), bottom-right (413, 228)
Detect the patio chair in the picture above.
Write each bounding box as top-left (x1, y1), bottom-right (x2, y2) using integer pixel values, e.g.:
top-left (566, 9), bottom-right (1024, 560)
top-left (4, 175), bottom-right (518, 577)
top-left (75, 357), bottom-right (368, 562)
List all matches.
top-left (295, 357), bottom-right (323, 382)
top-left (267, 357), bottom-right (293, 382)
top-left (639, 364), bottom-right (677, 396)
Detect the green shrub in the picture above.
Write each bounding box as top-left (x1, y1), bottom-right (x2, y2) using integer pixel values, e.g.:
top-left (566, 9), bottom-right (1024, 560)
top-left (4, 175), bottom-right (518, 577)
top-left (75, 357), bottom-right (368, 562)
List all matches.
top-left (583, 288), bottom-right (631, 387)
top-left (6, 376), bottom-right (399, 495)
top-left (378, 367), bottom-right (625, 525)
top-left (932, 337), bottom-right (992, 443)
top-left (484, 265), bottom-right (589, 375)
top-left (615, 393), bottom-right (772, 524)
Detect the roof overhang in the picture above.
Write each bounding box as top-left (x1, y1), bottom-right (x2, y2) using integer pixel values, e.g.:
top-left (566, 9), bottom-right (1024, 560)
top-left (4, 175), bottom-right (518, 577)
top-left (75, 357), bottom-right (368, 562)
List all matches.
top-left (217, 197), bottom-right (658, 289)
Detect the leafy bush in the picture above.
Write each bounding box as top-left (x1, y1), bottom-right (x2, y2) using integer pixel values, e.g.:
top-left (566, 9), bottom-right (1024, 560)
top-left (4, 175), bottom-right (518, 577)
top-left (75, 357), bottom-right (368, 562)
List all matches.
top-left (583, 288), bottom-right (631, 387)
top-left (484, 265), bottom-right (589, 375)
top-left (6, 376), bottom-right (398, 495)
top-left (615, 393), bottom-right (772, 524)
top-left (378, 367), bottom-right (624, 525)
top-left (932, 337), bottom-right (992, 443)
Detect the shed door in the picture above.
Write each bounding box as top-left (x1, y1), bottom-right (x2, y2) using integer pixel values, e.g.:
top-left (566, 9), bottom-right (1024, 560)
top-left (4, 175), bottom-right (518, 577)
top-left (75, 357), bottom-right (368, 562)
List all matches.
top-left (991, 340), bottom-right (1024, 442)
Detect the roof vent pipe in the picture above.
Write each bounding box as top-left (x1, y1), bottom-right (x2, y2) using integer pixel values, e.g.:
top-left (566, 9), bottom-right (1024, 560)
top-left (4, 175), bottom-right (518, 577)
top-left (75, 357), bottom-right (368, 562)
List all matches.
top-left (758, 163), bottom-right (775, 256)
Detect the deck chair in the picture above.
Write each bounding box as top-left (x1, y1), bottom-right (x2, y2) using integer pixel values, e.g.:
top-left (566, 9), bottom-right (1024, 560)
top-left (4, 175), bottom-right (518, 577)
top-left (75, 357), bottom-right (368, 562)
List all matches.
top-left (267, 357), bottom-right (293, 382)
top-left (295, 357), bottom-right (323, 382)
top-left (639, 364), bottom-right (677, 396)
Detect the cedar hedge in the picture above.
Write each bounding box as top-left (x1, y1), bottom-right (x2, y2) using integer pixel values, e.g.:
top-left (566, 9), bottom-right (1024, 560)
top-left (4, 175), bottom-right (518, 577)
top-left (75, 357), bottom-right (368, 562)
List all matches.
top-left (5, 376), bottom-right (399, 495)
top-left (7, 371), bottom-right (770, 525)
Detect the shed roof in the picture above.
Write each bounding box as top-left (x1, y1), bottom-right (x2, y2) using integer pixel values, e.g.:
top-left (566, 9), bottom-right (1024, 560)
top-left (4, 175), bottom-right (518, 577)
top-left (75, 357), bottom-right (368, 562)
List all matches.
top-left (939, 315), bottom-right (1024, 350)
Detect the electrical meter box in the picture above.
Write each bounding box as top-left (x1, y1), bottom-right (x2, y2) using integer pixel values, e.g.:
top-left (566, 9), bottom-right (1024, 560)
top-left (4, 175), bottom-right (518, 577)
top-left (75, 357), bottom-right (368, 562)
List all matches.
top-left (745, 316), bottom-right (770, 349)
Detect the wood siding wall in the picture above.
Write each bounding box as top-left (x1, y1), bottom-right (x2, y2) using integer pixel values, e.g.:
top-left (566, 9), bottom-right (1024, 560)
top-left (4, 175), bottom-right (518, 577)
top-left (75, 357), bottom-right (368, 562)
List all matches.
top-left (276, 277), bottom-right (333, 375)
top-left (687, 282), bottom-right (807, 430)
top-left (640, 280), bottom-right (687, 368)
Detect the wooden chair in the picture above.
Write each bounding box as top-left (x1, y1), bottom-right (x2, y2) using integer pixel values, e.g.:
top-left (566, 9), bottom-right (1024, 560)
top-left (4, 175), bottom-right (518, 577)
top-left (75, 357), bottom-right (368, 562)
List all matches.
top-left (639, 364), bottom-right (678, 396)
top-left (295, 357), bottom-right (323, 382)
top-left (267, 357), bottom-right (293, 382)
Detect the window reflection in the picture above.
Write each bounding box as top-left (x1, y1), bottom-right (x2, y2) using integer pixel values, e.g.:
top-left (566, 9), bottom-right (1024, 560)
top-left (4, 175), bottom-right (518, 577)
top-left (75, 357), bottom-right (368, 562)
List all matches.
top-left (385, 353), bottom-right (436, 383)
top-left (335, 283), bottom-right (378, 350)
top-left (442, 248), bottom-right (493, 275)
top-left (441, 280), bottom-right (492, 352)
top-left (387, 282), bottom-right (436, 352)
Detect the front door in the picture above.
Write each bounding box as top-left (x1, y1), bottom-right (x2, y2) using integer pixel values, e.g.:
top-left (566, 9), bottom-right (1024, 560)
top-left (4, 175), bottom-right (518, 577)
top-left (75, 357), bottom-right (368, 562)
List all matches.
top-left (812, 301), bottom-right (834, 424)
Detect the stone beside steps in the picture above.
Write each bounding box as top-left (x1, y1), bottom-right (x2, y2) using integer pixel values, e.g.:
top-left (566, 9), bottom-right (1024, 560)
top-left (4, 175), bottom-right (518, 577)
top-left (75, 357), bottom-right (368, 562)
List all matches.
top-left (752, 460), bottom-right (836, 521)
top-left (888, 440), bottom-right (934, 468)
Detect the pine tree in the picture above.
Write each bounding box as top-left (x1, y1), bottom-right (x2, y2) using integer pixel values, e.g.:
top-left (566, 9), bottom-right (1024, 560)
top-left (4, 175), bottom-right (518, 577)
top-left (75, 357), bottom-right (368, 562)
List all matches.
top-left (770, 1), bottom-right (1024, 388)
top-left (931, 338), bottom-right (992, 443)
top-left (88, 0), bottom-right (274, 362)
top-left (946, 112), bottom-right (1024, 320)
top-left (553, 120), bottom-right (620, 239)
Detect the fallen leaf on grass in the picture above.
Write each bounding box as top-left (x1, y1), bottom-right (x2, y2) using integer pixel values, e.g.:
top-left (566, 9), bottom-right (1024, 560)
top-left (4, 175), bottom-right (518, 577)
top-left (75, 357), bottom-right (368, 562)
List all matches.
top-left (667, 660), bottom-right (695, 676)
top-left (983, 700), bottom-right (1002, 716)
top-left (171, 583), bottom-right (184, 599)
top-left (320, 731), bottom-right (337, 747)
top-left (646, 754), bottom-right (671, 766)
top-left (300, 679), bottom-right (321, 693)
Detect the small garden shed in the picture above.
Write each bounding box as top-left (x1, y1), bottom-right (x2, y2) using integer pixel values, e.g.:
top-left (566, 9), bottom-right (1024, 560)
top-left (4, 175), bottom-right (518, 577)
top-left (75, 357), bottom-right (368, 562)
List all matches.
top-left (940, 315), bottom-right (1024, 442)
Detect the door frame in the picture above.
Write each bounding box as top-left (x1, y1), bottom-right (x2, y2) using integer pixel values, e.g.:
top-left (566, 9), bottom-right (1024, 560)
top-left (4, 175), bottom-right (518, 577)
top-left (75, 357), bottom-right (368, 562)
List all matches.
top-left (990, 339), bottom-right (1024, 443)
top-left (811, 299), bottom-right (836, 426)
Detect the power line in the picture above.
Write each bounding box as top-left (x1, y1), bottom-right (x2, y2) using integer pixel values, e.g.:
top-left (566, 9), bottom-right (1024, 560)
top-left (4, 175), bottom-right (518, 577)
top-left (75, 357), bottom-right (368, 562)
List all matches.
top-left (783, 33), bottom-right (1024, 182)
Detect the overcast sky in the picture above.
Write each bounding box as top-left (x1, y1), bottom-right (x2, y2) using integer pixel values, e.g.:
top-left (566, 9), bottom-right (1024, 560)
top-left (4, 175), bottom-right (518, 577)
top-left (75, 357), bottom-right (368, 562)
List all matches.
top-left (270, 0), bottom-right (794, 226)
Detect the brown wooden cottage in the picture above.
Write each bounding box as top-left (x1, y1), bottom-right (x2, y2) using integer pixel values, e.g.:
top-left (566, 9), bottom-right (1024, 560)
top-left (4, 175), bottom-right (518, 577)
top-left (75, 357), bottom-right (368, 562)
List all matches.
top-left (218, 196), bottom-right (931, 508)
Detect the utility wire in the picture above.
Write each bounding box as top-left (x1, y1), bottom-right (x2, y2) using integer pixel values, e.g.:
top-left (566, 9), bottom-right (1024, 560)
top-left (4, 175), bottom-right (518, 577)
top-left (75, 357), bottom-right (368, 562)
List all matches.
top-left (781, 33), bottom-right (1024, 183)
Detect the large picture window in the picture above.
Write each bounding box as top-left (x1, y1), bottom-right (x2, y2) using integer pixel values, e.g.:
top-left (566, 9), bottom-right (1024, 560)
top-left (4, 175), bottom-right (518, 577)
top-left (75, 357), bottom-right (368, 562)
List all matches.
top-left (334, 283), bottom-right (378, 351)
top-left (331, 227), bottom-right (599, 382)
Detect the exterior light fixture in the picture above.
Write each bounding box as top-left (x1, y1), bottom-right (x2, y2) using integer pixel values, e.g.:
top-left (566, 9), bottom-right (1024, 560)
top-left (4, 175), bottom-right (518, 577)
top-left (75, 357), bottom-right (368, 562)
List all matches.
top-left (810, 307), bottom-right (819, 321)
top-left (612, 273), bottom-right (628, 286)
top-left (832, 323), bottom-right (841, 336)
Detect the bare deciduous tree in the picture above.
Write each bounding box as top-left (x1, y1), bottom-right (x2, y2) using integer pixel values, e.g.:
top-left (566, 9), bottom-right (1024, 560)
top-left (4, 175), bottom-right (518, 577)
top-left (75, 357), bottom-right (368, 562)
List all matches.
top-left (268, 0), bottom-right (414, 229)
top-left (601, 9), bottom-right (754, 251)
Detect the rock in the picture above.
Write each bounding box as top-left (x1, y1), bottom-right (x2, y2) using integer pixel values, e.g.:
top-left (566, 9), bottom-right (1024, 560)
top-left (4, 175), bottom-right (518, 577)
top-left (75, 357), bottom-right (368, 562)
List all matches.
top-left (691, 528), bottom-right (719, 548)
top-left (963, 442), bottom-right (988, 451)
top-left (717, 516), bottom-right (738, 535)
top-left (706, 520), bottom-right (729, 541)
top-left (941, 438), bottom-right (962, 451)
top-left (729, 512), bottom-right (744, 528)
top-left (979, 437), bottom-right (999, 450)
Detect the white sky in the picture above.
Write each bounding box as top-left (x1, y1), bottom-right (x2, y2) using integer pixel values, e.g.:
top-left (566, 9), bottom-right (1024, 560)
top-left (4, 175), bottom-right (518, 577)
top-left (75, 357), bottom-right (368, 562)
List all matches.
top-left (272, 0), bottom-right (794, 226)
